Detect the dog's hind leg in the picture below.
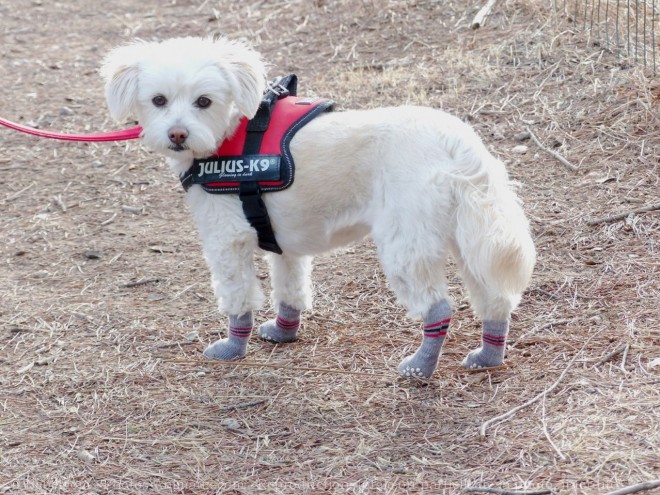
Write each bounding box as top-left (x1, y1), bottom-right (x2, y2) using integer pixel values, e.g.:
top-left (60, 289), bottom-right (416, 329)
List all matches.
top-left (259, 253), bottom-right (313, 343)
top-left (373, 220), bottom-right (454, 378)
top-left (398, 299), bottom-right (453, 378)
top-left (448, 150), bottom-right (535, 368)
top-left (453, 254), bottom-right (517, 369)
top-left (452, 196), bottom-right (535, 368)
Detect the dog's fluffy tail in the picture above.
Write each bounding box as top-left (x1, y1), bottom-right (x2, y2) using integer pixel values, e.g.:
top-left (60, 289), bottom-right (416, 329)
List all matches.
top-left (448, 143), bottom-right (536, 308)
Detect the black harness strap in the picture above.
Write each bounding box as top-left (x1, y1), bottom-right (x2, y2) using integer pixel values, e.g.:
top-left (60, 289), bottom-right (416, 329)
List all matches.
top-left (238, 121), bottom-right (281, 253)
top-left (236, 76), bottom-right (297, 255)
top-left (238, 181), bottom-right (281, 254)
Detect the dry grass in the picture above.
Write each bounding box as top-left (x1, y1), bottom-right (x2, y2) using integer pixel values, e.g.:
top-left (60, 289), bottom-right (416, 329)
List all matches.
top-left (0, 0), bottom-right (658, 494)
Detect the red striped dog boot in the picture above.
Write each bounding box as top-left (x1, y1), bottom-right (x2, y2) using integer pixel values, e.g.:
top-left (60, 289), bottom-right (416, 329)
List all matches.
top-left (398, 300), bottom-right (452, 378)
top-left (203, 312), bottom-right (253, 360)
top-left (462, 320), bottom-right (509, 369)
top-left (258, 303), bottom-right (301, 343)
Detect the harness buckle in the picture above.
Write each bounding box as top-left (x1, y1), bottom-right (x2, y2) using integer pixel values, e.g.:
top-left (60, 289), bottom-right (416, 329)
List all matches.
top-left (266, 83), bottom-right (289, 99)
top-left (265, 78), bottom-right (290, 98)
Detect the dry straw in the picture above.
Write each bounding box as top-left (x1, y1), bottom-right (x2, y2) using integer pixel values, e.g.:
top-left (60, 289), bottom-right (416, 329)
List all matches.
top-left (1, 0), bottom-right (658, 493)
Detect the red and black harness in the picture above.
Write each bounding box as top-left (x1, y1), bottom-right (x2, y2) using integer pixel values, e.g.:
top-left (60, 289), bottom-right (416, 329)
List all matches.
top-left (179, 75), bottom-right (334, 254)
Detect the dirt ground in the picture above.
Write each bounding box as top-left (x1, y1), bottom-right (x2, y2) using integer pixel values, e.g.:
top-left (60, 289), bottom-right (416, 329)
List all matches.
top-left (1, 0), bottom-right (658, 494)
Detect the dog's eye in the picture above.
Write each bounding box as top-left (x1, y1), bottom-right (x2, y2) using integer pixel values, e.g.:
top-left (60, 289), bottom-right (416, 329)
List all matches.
top-left (195, 96), bottom-right (212, 109)
top-left (152, 95), bottom-right (168, 107)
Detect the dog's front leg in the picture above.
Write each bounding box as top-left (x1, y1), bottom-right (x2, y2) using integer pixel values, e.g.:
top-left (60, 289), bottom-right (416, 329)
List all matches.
top-left (199, 226), bottom-right (264, 361)
top-left (258, 253), bottom-right (313, 343)
top-left (188, 201), bottom-right (263, 360)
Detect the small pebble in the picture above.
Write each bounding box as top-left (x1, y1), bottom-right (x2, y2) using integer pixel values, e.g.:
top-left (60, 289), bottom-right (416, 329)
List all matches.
top-left (77, 449), bottom-right (96, 463)
top-left (84, 250), bottom-right (102, 259)
top-left (60, 106), bottom-right (75, 116)
top-left (512, 145), bottom-right (529, 154)
top-left (221, 418), bottom-right (241, 430)
top-left (514, 131), bottom-right (531, 141)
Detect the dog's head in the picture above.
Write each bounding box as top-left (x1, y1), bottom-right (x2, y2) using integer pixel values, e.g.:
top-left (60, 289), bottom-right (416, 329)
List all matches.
top-left (101, 37), bottom-right (266, 157)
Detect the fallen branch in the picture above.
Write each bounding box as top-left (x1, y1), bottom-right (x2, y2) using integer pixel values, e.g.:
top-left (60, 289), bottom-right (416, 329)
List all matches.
top-left (156, 340), bottom-right (197, 349)
top-left (220, 399), bottom-right (268, 412)
top-left (530, 287), bottom-right (561, 300)
top-left (592, 343), bottom-right (628, 366)
top-left (510, 319), bottom-right (572, 349)
top-left (526, 126), bottom-right (579, 171)
top-left (480, 358), bottom-right (576, 436)
top-left (465, 488), bottom-right (552, 495)
top-left (52, 194), bottom-right (67, 212)
top-left (100, 212), bottom-right (117, 226)
top-left (541, 394), bottom-right (566, 460)
top-left (602, 480), bottom-right (660, 495)
top-left (471, 0), bottom-right (497, 29)
top-left (120, 277), bottom-right (161, 288)
top-left (586, 202), bottom-right (660, 226)
top-left (480, 331), bottom-right (600, 436)
top-left (121, 205), bottom-right (144, 215)
top-left (3, 181), bottom-right (35, 202)
top-left (620, 342), bottom-right (630, 373)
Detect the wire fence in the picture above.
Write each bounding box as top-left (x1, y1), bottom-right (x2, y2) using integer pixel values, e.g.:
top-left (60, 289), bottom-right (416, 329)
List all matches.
top-left (555, 0), bottom-right (658, 73)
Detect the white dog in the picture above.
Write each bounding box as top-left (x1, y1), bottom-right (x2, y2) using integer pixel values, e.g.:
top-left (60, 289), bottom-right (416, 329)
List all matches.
top-left (101, 37), bottom-right (535, 378)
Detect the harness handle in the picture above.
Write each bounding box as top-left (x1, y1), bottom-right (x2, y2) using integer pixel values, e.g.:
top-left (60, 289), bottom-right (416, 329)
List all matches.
top-left (246, 75), bottom-right (298, 133)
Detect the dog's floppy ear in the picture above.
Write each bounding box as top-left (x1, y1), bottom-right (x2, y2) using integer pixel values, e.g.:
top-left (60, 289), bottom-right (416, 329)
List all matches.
top-left (213, 38), bottom-right (266, 119)
top-left (100, 43), bottom-right (144, 122)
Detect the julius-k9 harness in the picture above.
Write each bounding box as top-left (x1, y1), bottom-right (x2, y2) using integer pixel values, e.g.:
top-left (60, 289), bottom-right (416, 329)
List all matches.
top-left (179, 75), bottom-right (334, 254)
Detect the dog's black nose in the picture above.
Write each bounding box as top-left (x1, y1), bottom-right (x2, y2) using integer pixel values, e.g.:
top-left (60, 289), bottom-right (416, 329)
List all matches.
top-left (168, 127), bottom-right (188, 145)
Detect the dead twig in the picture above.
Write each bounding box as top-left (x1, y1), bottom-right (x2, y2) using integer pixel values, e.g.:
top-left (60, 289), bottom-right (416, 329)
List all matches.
top-left (526, 126), bottom-right (579, 171)
top-left (510, 319), bottom-right (572, 348)
top-left (52, 194), bottom-right (67, 212)
top-left (620, 342), bottom-right (630, 373)
top-left (471, 0), bottom-right (497, 29)
top-left (101, 212), bottom-right (117, 226)
top-left (541, 394), bottom-right (566, 461)
top-left (529, 287), bottom-right (561, 300)
top-left (593, 343), bottom-right (628, 366)
top-left (120, 277), bottom-right (161, 288)
top-left (220, 399), bottom-right (268, 412)
top-left (156, 341), bottom-right (198, 349)
top-left (601, 480), bottom-right (660, 495)
top-left (121, 205), bottom-right (144, 215)
top-left (3, 181), bottom-right (35, 202)
top-left (465, 488), bottom-right (552, 495)
top-left (480, 356), bottom-right (576, 436)
top-left (586, 202), bottom-right (660, 226)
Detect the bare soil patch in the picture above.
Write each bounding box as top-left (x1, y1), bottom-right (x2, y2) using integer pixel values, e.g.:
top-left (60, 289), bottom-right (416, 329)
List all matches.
top-left (1, 1), bottom-right (658, 494)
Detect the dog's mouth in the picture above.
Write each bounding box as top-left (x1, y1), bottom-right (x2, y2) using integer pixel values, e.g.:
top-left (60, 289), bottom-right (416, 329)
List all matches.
top-left (168, 143), bottom-right (189, 152)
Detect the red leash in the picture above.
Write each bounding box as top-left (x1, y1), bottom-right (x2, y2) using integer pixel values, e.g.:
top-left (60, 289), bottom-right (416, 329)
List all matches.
top-left (0, 116), bottom-right (142, 142)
